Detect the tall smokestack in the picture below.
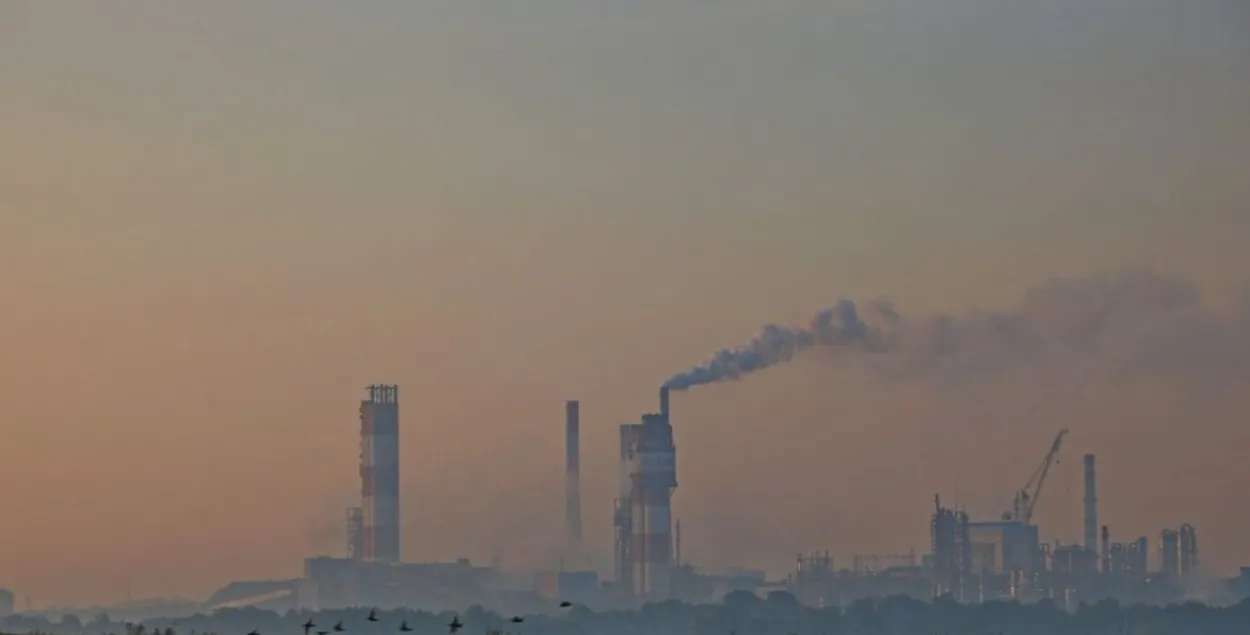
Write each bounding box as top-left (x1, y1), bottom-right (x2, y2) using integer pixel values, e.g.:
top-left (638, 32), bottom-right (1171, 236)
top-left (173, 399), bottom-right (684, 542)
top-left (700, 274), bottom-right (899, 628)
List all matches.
top-left (659, 386), bottom-right (670, 419)
top-left (1101, 525), bottom-right (1111, 574)
top-left (565, 400), bottom-right (582, 554)
top-left (1084, 454), bottom-right (1098, 555)
top-left (360, 384), bottom-right (400, 563)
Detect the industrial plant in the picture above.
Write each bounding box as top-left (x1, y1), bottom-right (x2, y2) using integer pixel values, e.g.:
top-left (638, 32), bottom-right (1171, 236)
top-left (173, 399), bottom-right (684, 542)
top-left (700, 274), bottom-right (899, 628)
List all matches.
top-left (612, 387), bottom-right (679, 602)
top-left (297, 385), bottom-right (514, 611)
top-left (185, 383), bottom-right (1245, 615)
top-left (289, 385), bottom-right (686, 611)
top-left (796, 443), bottom-right (1211, 608)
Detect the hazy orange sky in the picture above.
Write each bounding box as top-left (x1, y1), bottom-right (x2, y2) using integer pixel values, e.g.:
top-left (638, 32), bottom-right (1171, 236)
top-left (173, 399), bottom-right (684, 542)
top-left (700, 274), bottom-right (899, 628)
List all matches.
top-left (1, 0), bottom-right (1248, 608)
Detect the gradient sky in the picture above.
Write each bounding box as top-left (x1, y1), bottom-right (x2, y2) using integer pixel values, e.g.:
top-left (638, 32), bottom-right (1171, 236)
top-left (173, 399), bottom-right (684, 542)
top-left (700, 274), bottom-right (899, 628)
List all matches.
top-left (1, 0), bottom-right (1248, 608)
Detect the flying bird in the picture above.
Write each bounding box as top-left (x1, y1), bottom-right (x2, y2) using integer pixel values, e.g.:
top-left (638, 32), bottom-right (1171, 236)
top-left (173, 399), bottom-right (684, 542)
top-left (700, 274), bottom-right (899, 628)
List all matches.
top-left (399, 622), bottom-right (413, 633)
top-left (447, 616), bottom-right (463, 634)
top-left (367, 610), bottom-right (378, 623)
top-left (303, 620), bottom-right (316, 635)
top-left (334, 622), bottom-right (345, 633)
top-left (509, 617), bottom-right (524, 624)
top-left (558, 601), bottom-right (572, 608)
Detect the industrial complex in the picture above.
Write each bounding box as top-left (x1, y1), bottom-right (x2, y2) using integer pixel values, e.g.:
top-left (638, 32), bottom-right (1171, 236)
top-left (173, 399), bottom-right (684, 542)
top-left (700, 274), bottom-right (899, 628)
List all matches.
top-left (918, 446), bottom-right (1204, 608)
top-left (291, 385), bottom-right (682, 611)
top-left (183, 383), bottom-right (1246, 614)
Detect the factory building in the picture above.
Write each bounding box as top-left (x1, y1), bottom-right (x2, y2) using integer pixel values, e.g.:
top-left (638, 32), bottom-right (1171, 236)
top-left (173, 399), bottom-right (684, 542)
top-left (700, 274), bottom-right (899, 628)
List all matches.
top-left (1104, 536), bottom-right (1149, 578)
top-left (1051, 545), bottom-right (1098, 577)
top-left (534, 570), bottom-right (599, 605)
top-left (1161, 529), bottom-right (1180, 577)
top-left (1107, 543), bottom-right (1125, 576)
top-left (1131, 537), bottom-right (1150, 577)
top-left (930, 495), bottom-right (971, 598)
top-left (301, 556), bottom-right (497, 610)
top-left (1160, 524), bottom-right (1199, 577)
top-left (1179, 524), bottom-right (1199, 574)
top-left (302, 557), bottom-right (360, 609)
top-left (361, 384), bottom-right (400, 563)
top-left (614, 387), bottom-right (678, 602)
top-left (967, 521), bottom-right (1042, 575)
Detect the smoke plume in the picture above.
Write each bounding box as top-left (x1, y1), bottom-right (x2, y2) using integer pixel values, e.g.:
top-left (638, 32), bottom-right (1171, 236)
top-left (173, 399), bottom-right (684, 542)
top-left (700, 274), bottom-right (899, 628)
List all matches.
top-left (665, 271), bottom-right (1250, 390)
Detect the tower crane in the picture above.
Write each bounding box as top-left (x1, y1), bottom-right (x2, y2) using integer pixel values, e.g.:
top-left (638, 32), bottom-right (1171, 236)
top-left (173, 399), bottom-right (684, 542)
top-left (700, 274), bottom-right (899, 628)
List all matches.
top-left (1001, 429), bottom-right (1068, 525)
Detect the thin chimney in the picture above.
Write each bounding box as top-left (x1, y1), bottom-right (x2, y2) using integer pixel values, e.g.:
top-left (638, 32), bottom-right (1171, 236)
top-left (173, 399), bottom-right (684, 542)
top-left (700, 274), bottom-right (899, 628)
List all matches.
top-left (1084, 454), bottom-right (1098, 557)
top-left (565, 400), bottom-right (582, 554)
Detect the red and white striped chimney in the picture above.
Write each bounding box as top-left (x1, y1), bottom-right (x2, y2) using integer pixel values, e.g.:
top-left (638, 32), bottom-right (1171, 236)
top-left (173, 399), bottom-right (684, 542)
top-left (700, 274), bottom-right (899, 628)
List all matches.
top-left (629, 410), bottom-right (676, 600)
top-left (360, 384), bottom-right (400, 563)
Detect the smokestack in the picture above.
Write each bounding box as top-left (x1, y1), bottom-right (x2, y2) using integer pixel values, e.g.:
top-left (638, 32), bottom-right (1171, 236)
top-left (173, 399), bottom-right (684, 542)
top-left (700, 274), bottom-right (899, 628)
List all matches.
top-left (1084, 454), bottom-right (1098, 555)
top-left (1101, 525), bottom-right (1111, 574)
top-left (659, 386), bottom-right (670, 419)
top-left (565, 400), bottom-right (582, 554)
top-left (360, 384), bottom-right (400, 563)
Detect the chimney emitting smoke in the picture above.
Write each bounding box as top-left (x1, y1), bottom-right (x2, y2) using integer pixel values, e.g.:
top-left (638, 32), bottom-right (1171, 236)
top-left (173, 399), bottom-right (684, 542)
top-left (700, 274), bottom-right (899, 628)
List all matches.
top-left (662, 271), bottom-right (1250, 392)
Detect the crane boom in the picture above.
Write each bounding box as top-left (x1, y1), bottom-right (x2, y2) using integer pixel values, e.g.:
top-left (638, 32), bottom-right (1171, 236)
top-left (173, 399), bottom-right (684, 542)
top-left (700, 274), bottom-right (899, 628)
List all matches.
top-left (1003, 429), bottom-right (1068, 524)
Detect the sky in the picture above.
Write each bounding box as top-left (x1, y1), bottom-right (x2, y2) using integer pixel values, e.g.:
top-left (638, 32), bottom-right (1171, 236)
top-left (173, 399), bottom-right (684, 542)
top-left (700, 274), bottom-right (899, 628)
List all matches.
top-left (1, 0), bottom-right (1249, 608)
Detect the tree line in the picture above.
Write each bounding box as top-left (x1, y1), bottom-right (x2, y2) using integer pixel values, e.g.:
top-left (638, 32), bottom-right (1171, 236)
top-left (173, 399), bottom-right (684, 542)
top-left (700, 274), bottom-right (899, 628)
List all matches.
top-left (4, 591), bottom-right (1250, 635)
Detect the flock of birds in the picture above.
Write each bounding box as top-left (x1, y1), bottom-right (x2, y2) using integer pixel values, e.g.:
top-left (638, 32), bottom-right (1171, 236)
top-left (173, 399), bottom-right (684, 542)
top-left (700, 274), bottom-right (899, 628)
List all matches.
top-left (243, 602), bottom-right (576, 635)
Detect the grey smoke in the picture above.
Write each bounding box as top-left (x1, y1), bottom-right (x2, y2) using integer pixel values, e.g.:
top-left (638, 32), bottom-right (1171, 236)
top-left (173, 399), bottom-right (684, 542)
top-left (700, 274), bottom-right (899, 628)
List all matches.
top-left (663, 299), bottom-right (895, 390)
top-left (664, 271), bottom-right (1250, 390)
